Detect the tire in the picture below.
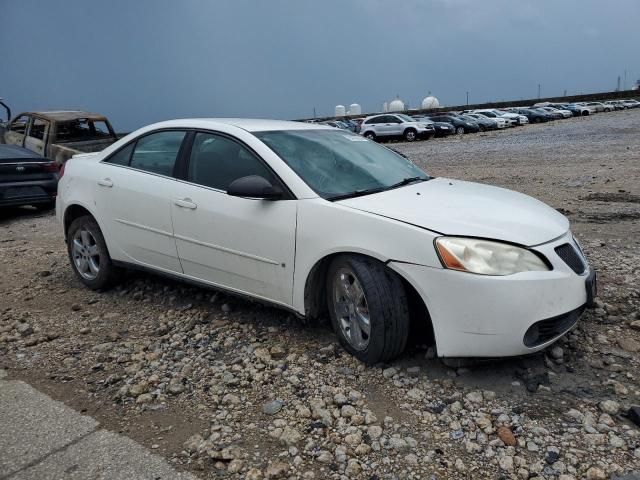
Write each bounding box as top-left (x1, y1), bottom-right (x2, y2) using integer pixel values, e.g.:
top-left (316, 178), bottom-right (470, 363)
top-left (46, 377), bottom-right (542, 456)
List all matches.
top-left (363, 131), bottom-right (376, 141)
top-left (478, 125), bottom-right (486, 132)
top-left (326, 255), bottom-right (409, 364)
top-left (403, 129), bottom-right (417, 142)
top-left (67, 215), bottom-right (122, 290)
top-left (534, 117), bottom-right (541, 124)
top-left (455, 126), bottom-right (465, 135)
top-left (582, 111), bottom-right (589, 116)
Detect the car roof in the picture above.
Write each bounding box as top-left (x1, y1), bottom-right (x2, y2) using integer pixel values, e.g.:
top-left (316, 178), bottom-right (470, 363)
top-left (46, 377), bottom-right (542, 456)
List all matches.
top-left (22, 110), bottom-right (109, 122)
top-left (145, 118), bottom-right (334, 133)
top-left (0, 144), bottom-right (45, 160)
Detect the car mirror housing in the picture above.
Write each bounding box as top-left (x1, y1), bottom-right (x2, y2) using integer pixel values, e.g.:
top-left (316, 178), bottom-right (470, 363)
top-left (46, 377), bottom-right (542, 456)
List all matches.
top-left (227, 175), bottom-right (283, 200)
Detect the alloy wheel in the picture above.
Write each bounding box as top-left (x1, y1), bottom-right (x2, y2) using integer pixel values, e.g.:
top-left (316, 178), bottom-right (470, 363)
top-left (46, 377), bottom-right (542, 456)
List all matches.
top-left (71, 227), bottom-right (101, 280)
top-left (332, 268), bottom-right (370, 351)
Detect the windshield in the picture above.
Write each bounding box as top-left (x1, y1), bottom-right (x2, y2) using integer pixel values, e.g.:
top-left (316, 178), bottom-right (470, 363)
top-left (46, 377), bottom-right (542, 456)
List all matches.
top-left (254, 129), bottom-right (429, 200)
top-left (396, 114), bottom-right (415, 122)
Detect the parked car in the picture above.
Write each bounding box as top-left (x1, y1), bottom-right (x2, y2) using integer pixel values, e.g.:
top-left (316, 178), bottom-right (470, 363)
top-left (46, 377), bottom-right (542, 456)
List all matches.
top-left (604, 100), bottom-right (626, 111)
top-left (359, 114), bottom-right (435, 141)
top-left (458, 114), bottom-right (497, 131)
top-left (577, 102), bottom-right (607, 113)
top-left (0, 144), bottom-right (59, 209)
top-left (494, 109), bottom-right (529, 126)
top-left (538, 107), bottom-right (564, 120)
top-left (57, 118), bottom-right (595, 364)
top-left (413, 117), bottom-right (455, 136)
top-left (0, 110), bottom-right (119, 165)
top-left (464, 112), bottom-right (508, 129)
top-left (563, 103), bottom-right (595, 116)
top-left (321, 120), bottom-right (350, 130)
top-left (542, 106), bottom-right (572, 119)
top-left (621, 99), bottom-right (640, 109)
top-left (509, 108), bottom-right (550, 123)
top-left (426, 114), bottom-right (480, 134)
top-left (470, 109), bottom-right (518, 127)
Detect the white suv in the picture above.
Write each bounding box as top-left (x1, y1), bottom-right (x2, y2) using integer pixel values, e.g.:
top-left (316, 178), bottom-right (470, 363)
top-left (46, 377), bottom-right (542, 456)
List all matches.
top-left (359, 114), bottom-right (434, 142)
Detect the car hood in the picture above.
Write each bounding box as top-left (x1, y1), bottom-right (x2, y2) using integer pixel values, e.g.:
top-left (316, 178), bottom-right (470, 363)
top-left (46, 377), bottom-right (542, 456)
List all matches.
top-left (338, 178), bottom-right (569, 246)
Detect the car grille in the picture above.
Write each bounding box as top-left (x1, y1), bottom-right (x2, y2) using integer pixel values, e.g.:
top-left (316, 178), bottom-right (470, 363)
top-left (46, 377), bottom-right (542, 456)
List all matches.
top-left (523, 305), bottom-right (584, 347)
top-left (555, 243), bottom-right (585, 274)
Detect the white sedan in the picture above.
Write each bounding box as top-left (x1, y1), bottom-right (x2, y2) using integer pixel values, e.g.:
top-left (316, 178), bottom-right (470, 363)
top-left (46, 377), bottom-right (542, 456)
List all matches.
top-left (56, 119), bottom-right (596, 364)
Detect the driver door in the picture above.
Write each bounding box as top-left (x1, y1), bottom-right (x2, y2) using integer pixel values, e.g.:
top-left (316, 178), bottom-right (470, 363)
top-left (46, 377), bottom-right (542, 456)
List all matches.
top-left (4, 114), bottom-right (31, 147)
top-left (172, 131), bottom-right (297, 306)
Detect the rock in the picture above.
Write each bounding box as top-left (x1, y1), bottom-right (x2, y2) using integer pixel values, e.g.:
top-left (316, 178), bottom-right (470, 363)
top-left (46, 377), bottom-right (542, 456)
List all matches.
top-left (499, 455), bottom-right (514, 472)
top-left (549, 346), bottom-right (563, 360)
top-left (407, 388), bottom-right (426, 401)
top-left (465, 391), bottom-right (483, 404)
top-left (545, 446), bottom-right (560, 464)
top-left (245, 468), bottom-right (263, 480)
top-left (262, 400), bottom-right (283, 415)
top-left (135, 393), bottom-right (153, 404)
top-left (599, 399), bottom-right (620, 415)
top-left (269, 345), bottom-right (286, 360)
top-left (628, 406), bottom-right (640, 427)
top-left (618, 337), bottom-right (640, 352)
top-left (585, 467), bottom-right (606, 480)
top-left (382, 367), bottom-right (397, 379)
top-left (16, 323), bottom-right (33, 336)
top-left (183, 434), bottom-right (203, 453)
top-left (129, 382), bottom-right (149, 397)
top-left (316, 450), bottom-right (333, 463)
top-left (609, 434), bottom-right (625, 448)
top-left (630, 320), bottom-right (640, 331)
top-left (406, 366), bottom-right (421, 377)
top-left (279, 426), bottom-right (301, 446)
top-left (254, 347), bottom-right (271, 363)
top-left (221, 303), bottom-right (232, 313)
top-left (388, 437), bottom-right (408, 451)
top-left (168, 380), bottom-right (185, 395)
top-left (333, 393), bottom-right (348, 406)
top-left (344, 459), bottom-right (361, 476)
top-left (71, 303), bottom-right (82, 311)
top-left (228, 459), bottom-right (244, 473)
top-left (341, 405), bottom-right (356, 418)
top-left (344, 431), bottom-right (362, 446)
top-left (222, 393), bottom-right (240, 405)
top-left (497, 426), bottom-right (517, 446)
top-left (367, 425), bottom-right (383, 440)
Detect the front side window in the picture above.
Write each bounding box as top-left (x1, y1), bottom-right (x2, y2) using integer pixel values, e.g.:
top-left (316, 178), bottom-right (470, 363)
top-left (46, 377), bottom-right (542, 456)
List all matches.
top-left (9, 115), bottom-right (30, 134)
top-left (129, 130), bottom-right (185, 176)
top-left (188, 132), bottom-right (276, 191)
top-left (255, 129), bottom-right (429, 200)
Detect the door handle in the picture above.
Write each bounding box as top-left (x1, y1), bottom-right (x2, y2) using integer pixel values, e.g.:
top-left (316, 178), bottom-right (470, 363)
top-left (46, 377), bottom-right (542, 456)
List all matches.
top-left (97, 178), bottom-right (113, 187)
top-left (174, 198), bottom-right (197, 210)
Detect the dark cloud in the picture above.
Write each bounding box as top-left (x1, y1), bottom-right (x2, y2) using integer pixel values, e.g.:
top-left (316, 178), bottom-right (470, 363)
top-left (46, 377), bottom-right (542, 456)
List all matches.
top-left (1, 0), bottom-right (638, 130)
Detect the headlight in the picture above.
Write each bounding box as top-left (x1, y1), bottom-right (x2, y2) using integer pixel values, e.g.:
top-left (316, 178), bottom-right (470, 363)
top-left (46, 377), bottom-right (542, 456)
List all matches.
top-left (435, 237), bottom-right (550, 275)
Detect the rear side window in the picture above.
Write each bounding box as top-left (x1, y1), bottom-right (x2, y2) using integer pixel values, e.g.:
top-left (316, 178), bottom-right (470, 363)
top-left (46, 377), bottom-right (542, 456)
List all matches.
top-left (188, 132), bottom-right (276, 191)
top-left (129, 131), bottom-right (185, 176)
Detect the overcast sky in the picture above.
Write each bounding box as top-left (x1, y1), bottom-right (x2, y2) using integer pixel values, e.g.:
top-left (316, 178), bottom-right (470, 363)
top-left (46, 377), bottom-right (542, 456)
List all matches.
top-left (2, 0), bottom-right (639, 130)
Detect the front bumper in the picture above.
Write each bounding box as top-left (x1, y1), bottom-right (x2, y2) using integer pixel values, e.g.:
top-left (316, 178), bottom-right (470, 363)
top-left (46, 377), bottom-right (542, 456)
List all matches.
top-left (389, 231), bottom-right (591, 357)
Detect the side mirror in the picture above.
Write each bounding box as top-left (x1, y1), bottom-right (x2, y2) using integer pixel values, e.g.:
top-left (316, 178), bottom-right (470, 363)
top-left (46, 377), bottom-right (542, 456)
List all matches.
top-left (227, 175), bottom-right (283, 200)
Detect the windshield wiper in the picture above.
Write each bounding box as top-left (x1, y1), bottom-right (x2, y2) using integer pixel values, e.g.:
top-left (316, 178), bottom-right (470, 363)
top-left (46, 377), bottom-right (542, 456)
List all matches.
top-left (328, 176), bottom-right (428, 201)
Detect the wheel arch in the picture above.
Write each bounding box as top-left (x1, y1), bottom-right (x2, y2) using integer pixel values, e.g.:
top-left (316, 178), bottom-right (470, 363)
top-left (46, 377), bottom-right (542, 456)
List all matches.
top-left (63, 203), bottom-right (110, 246)
top-left (303, 251), bottom-right (436, 347)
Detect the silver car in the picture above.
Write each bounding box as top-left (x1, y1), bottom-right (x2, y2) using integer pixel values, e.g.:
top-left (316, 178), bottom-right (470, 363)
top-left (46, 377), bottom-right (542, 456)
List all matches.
top-left (359, 114), bottom-right (435, 142)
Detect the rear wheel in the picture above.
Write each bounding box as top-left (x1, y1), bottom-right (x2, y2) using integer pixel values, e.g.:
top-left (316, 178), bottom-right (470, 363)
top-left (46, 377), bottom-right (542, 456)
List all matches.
top-left (455, 126), bottom-right (465, 135)
top-left (403, 129), bottom-right (417, 142)
top-left (67, 215), bottom-right (122, 290)
top-left (534, 117), bottom-right (541, 124)
top-left (327, 255), bottom-right (409, 364)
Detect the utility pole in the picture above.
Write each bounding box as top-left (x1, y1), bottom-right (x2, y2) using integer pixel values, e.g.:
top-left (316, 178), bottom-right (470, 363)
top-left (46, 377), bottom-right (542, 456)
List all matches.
top-left (563, 89), bottom-right (567, 97)
top-left (537, 84), bottom-right (541, 99)
top-left (624, 69), bottom-right (627, 90)
top-left (466, 91), bottom-right (469, 106)
top-left (313, 107), bottom-right (316, 119)
top-left (617, 76), bottom-right (621, 91)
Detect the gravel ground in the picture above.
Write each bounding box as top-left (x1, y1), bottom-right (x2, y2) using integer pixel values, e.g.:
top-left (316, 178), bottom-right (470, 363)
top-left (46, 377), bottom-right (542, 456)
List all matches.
top-left (1, 109), bottom-right (640, 480)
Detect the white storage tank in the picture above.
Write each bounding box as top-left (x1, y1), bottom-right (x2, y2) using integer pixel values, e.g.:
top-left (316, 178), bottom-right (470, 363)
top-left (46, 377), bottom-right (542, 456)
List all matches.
top-left (388, 99), bottom-right (405, 112)
top-left (421, 96), bottom-right (440, 109)
top-left (348, 103), bottom-right (361, 116)
top-left (335, 105), bottom-right (346, 117)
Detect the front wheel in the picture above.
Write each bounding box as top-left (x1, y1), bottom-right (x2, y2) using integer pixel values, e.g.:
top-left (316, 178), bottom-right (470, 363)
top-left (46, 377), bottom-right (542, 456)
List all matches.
top-left (363, 131), bottom-right (376, 141)
top-left (403, 129), bottom-right (417, 142)
top-left (326, 255), bottom-right (409, 364)
top-left (67, 215), bottom-right (122, 290)
top-left (455, 126), bottom-right (465, 135)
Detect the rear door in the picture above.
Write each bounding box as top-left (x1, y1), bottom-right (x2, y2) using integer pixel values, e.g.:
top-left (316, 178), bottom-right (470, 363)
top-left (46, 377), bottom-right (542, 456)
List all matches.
top-left (93, 130), bottom-right (187, 273)
top-left (24, 117), bottom-right (50, 156)
top-left (172, 131), bottom-right (297, 306)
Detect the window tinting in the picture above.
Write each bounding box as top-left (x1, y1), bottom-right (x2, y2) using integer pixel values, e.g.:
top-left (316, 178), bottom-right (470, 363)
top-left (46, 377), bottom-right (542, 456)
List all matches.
top-left (188, 132), bottom-right (276, 191)
top-left (106, 142), bottom-right (134, 166)
top-left (129, 130), bottom-right (185, 176)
